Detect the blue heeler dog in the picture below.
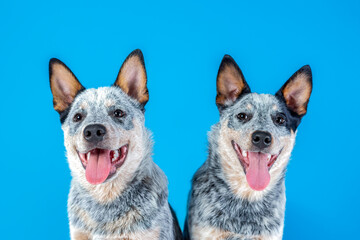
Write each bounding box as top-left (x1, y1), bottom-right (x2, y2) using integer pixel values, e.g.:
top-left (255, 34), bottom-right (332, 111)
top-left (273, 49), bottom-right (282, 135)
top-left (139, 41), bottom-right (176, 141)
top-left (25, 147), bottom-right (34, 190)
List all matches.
top-left (49, 49), bottom-right (182, 239)
top-left (184, 55), bottom-right (312, 240)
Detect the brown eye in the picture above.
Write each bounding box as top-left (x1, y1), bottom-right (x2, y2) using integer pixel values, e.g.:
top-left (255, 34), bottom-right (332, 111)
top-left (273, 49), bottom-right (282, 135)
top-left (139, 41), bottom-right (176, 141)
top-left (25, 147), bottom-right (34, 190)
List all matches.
top-left (237, 112), bottom-right (249, 121)
top-left (114, 109), bottom-right (125, 118)
top-left (73, 113), bottom-right (83, 122)
top-left (275, 113), bottom-right (286, 125)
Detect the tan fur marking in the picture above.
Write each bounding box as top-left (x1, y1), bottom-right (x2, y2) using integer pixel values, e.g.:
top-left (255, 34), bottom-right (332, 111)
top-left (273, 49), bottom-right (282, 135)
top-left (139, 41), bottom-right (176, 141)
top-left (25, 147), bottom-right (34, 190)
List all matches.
top-left (102, 206), bottom-right (142, 233)
top-left (191, 225), bottom-right (264, 240)
top-left (71, 231), bottom-right (89, 240)
top-left (282, 73), bottom-right (311, 115)
top-left (247, 103), bottom-right (253, 110)
top-left (269, 130), bottom-right (296, 184)
top-left (105, 99), bottom-right (115, 108)
top-left (80, 101), bottom-right (88, 109)
top-left (92, 227), bottom-right (160, 240)
top-left (71, 206), bottom-right (97, 229)
top-left (70, 226), bottom-right (91, 240)
top-left (70, 226), bottom-right (160, 240)
top-left (216, 64), bottom-right (245, 106)
top-left (218, 121), bottom-right (264, 200)
top-left (50, 63), bottom-right (83, 112)
top-left (218, 120), bottom-right (250, 196)
top-left (115, 55), bottom-right (148, 104)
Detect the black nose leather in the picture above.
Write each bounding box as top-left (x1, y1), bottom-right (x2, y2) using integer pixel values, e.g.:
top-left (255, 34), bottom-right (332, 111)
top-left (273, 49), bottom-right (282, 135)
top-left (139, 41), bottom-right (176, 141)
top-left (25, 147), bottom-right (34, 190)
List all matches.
top-left (252, 131), bottom-right (272, 149)
top-left (83, 124), bottom-right (106, 143)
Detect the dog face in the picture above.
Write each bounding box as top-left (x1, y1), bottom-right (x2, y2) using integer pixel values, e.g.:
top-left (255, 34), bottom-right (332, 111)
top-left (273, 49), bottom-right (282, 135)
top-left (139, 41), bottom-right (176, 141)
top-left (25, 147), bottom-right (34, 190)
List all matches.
top-left (49, 50), bottom-right (150, 186)
top-left (215, 55), bottom-right (312, 193)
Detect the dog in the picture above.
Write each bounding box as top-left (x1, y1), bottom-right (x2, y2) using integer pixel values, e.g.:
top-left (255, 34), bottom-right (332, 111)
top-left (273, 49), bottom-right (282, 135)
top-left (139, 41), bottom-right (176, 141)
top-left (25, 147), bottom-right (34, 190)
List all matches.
top-left (184, 55), bottom-right (312, 240)
top-left (49, 49), bottom-right (182, 240)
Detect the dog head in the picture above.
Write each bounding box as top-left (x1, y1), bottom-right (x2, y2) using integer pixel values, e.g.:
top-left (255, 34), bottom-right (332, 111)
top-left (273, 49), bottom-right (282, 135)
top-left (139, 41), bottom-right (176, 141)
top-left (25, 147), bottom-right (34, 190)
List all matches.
top-left (215, 55), bottom-right (312, 193)
top-left (49, 49), bottom-right (150, 186)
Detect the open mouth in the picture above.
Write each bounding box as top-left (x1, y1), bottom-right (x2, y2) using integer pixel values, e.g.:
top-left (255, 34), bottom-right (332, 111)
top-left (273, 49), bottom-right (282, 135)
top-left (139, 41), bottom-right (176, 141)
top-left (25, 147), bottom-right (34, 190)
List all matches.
top-left (232, 140), bottom-right (281, 191)
top-left (78, 144), bottom-right (128, 185)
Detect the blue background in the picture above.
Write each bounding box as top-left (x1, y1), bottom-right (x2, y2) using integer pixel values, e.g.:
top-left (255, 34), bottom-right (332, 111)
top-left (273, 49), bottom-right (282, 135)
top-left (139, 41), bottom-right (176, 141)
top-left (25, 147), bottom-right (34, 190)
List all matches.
top-left (1, 1), bottom-right (359, 239)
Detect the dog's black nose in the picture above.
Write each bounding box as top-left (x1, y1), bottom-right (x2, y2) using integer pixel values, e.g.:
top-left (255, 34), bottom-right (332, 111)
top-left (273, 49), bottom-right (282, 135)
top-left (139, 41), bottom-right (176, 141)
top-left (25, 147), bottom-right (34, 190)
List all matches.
top-left (252, 131), bottom-right (272, 149)
top-left (83, 124), bottom-right (107, 143)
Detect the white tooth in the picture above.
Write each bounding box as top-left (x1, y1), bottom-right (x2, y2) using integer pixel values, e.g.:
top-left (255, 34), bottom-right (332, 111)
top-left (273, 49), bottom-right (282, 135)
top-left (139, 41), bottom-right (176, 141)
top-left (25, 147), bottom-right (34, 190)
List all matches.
top-left (87, 152), bottom-right (91, 160)
top-left (267, 154), bottom-right (271, 161)
top-left (242, 151), bottom-right (247, 158)
top-left (114, 151), bottom-right (119, 159)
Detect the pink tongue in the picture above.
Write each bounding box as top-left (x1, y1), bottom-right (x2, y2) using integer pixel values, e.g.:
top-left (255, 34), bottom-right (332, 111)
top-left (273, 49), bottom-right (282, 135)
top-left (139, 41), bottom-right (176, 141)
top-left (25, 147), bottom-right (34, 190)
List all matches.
top-left (246, 152), bottom-right (271, 191)
top-left (85, 149), bottom-right (112, 185)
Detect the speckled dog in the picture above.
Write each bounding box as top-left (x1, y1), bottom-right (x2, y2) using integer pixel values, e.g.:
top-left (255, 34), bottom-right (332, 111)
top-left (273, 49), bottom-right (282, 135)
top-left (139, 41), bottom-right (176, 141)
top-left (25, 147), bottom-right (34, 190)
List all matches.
top-left (184, 55), bottom-right (312, 240)
top-left (49, 50), bottom-right (182, 240)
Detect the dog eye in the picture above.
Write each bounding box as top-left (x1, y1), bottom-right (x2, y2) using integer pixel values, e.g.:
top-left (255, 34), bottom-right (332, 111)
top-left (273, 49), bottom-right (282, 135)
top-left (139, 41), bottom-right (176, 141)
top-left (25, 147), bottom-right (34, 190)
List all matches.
top-left (73, 113), bottom-right (83, 122)
top-left (113, 109), bottom-right (125, 118)
top-left (237, 112), bottom-right (250, 122)
top-left (274, 113), bottom-right (286, 125)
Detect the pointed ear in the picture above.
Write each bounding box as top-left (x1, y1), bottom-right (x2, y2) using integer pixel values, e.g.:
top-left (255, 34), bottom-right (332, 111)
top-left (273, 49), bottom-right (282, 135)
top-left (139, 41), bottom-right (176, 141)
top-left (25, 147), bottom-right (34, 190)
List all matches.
top-left (114, 49), bottom-right (149, 106)
top-left (49, 58), bottom-right (84, 113)
top-left (216, 55), bottom-right (250, 109)
top-left (276, 65), bottom-right (312, 116)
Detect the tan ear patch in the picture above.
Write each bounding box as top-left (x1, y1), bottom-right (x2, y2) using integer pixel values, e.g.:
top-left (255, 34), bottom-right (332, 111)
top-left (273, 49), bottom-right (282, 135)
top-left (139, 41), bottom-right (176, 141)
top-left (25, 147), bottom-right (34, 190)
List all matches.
top-left (216, 65), bottom-right (246, 105)
top-left (114, 50), bottom-right (149, 105)
top-left (282, 72), bottom-right (312, 115)
top-left (49, 60), bottom-right (83, 112)
top-left (216, 55), bottom-right (250, 107)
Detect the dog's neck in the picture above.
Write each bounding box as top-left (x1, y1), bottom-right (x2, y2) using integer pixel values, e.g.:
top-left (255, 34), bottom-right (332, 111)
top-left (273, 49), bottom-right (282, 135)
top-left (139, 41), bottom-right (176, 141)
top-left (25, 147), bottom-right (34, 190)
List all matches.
top-left (193, 147), bottom-right (287, 238)
top-left (68, 160), bottom-right (169, 235)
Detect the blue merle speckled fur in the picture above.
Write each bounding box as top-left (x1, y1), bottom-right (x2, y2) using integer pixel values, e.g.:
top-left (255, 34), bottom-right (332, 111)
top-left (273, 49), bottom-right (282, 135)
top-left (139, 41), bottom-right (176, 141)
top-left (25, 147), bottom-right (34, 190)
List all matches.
top-left (49, 49), bottom-right (182, 240)
top-left (184, 55), bottom-right (312, 240)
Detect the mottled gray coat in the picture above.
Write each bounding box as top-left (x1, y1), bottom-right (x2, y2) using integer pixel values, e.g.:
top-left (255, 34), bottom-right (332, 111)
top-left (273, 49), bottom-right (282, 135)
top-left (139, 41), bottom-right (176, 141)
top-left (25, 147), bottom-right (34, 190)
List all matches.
top-left (49, 50), bottom-right (182, 240)
top-left (184, 55), bottom-right (312, 240)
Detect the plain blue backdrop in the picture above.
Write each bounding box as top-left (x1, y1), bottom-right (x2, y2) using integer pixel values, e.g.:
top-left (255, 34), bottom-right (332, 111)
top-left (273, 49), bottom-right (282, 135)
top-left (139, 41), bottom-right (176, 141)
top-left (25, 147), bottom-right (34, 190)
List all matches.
top-left (1, 0), bottom-right (359, 239)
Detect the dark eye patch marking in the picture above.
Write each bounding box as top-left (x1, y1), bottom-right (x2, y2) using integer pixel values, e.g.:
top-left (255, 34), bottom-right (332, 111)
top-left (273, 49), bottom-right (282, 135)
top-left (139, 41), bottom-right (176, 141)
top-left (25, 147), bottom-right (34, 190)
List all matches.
top-left (63, 87), bottom-right (145, 137)
top-left (107, 105), bottom-right (134, 130)
top-left (272, 113), bottom-right (286, 126)
top-left (67, 108), bottom-right (88, 135)
top-left (73, 113), bottom-right (84, 122)
top-left (113, 109), bottom-right (126, 118)
top-left (224, 93), bottom-right (300, 136)
top-left (275, 98), bottom-right (302, 132)
top-left (236, 112), bottom-right (253, 123)
top-left (72, 108), bottom-right (87, 123)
